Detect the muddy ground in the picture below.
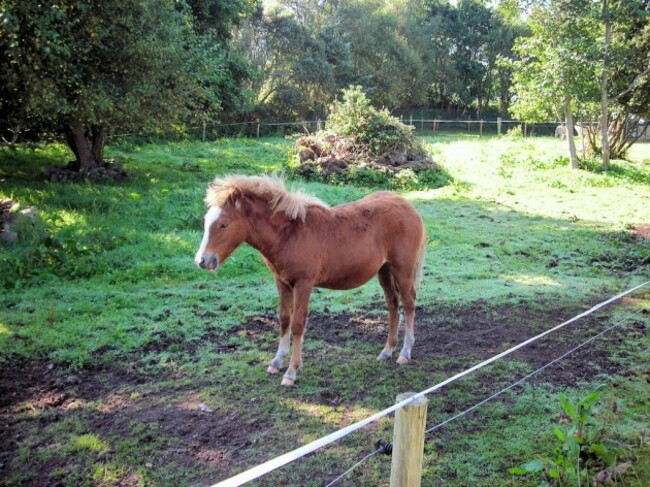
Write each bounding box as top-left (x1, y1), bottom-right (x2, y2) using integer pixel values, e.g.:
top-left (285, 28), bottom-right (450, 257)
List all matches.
top-left (1, 300), bottom-right (647, 486)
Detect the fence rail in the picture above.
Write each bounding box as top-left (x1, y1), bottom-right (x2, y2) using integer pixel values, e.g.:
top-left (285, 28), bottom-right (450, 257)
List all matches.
top-left (3, 118), bottom-right (648, 147)
top-left (104, 118), bottom-right (649, 143)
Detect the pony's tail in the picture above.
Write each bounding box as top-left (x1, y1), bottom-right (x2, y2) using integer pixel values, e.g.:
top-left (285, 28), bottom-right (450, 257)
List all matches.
top-left (413, 230), bottom-right (427, 292)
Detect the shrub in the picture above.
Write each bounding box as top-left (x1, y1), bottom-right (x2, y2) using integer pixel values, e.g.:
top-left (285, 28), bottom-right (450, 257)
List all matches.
top-left (290, 86), bottom-right (448, 190)
top-left (327, 86), bottom-right (418, 155)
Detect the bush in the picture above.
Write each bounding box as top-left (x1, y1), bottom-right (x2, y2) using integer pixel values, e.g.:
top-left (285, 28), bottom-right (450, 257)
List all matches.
top-left (327, 86), bottom-right (418, 155)
top-left (290, 86), bottom-right (448, 190)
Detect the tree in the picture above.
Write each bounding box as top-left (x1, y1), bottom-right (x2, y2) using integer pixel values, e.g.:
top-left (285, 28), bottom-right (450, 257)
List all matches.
top-left (510, 0), bottom-right (648, 168)
top-left (421, 0), bottom-right (523, 117)
top-left (0, 0), bottom-right (250, 172)
top-left (233, 2), bottom-right (348, 119)
top-left (509, 0), bottom-right (600, 169)
top-left (595, 0), bottom-right (650, 161)
top-left (331, 0), bottom-right (428, 110)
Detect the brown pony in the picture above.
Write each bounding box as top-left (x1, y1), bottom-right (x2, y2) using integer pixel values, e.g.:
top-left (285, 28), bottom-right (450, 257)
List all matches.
top-left (195, 175), bottom-right (426, 386)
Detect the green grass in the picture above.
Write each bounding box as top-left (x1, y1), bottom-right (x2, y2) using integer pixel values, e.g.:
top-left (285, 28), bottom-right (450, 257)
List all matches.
top-left (1, 135), bottom-right (649, 486)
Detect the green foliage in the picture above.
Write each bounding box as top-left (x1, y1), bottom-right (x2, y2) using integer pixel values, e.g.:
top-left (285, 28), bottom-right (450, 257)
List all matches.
top-left (234, 1), bottom-right (347, 120)
top-left (289, 162), bottom-right (450, 191)
top-left (425, 0), bottom-right (524, 116)
top-left (509, 0), bottom-right (649, 160)
top-left (510, 389), bottom-right (621, 484)
top-left (233, 0), bottom-right (526, 119)
top-left (509, 0), bottom-right (601, 123)
top-left (326, 86), bottom-right (418, 155)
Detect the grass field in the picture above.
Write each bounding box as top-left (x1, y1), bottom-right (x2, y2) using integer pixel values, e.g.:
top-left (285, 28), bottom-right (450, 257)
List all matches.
top-left (1, 134), bottom-right (649, 486)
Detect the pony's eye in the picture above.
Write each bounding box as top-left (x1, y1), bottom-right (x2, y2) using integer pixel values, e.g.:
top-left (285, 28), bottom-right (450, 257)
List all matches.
top-left (220, 223), bottom-right (228, 229)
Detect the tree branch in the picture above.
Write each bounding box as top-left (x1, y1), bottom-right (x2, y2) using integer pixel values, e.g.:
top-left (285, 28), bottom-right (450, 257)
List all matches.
top-left (614, 64), bottom-right (650, 100)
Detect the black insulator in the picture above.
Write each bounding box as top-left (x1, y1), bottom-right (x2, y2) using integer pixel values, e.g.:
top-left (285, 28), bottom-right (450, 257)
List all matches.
top-left (375, 438), bottom-right (393, 456)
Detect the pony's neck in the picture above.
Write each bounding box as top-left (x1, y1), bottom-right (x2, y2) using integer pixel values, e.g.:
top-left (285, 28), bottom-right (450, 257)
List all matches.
top-left (243, 197), bottom-right (292, 260)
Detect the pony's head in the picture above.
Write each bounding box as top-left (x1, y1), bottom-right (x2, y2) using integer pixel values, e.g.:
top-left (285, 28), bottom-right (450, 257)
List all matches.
top-left (194, 175), bottom-right (328, 271)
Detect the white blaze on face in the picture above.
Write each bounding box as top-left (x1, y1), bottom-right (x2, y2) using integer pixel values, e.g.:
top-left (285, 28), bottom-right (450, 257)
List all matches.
top-left (195, 206), bottom-right (222, 267)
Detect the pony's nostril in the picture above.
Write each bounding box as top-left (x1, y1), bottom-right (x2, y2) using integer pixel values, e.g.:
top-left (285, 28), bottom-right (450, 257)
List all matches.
top-left (198, 257), bottom-right (205, 268)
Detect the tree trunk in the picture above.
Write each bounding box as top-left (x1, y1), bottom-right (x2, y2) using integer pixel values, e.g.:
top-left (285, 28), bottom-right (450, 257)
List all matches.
top-left (65, 126), bottom-right (103, 172)
top-left (91, 124), bottom-right (107, 165)
top-left (600, 0), bottom-right (611, 170)
top-left (563, 96), bottom-right (579, 169)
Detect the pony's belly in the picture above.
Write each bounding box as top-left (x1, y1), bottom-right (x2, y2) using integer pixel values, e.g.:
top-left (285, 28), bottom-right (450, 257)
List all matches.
top-left (317, 264), bottom-right (380, 290)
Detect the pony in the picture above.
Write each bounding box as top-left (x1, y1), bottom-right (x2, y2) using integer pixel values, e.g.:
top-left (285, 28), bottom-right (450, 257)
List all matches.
top-left (195, 175), bottom-right (426, 386)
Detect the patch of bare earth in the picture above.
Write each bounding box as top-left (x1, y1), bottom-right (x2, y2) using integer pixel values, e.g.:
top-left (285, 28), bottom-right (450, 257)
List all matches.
top-left (0, 364), bottom-right (270, 486)
top-left (633, 223), bottom-right (650, 238)
top-left (304, 300), bottom-right (647, 387)
top-left (1, 300), bottom-right (646, 485)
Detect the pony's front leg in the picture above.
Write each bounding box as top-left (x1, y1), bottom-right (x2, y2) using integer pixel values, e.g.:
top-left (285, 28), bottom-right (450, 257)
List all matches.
top-left (282, 281), bottom-right (312, 386)
top-left (267, 281), bottom-right (293, 375)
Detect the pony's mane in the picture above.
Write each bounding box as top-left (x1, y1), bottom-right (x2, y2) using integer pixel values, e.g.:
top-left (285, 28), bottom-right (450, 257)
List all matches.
top-left (205, 175), bottom-right (329, 221)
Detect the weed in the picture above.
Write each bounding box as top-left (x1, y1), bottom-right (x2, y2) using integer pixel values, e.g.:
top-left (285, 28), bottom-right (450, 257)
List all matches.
top-left (509, 389), bottom-right (626, 485)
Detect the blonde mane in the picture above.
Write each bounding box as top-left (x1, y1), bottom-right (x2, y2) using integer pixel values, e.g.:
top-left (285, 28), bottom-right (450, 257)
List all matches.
top-left (205, 175), bottom-right (329, 221)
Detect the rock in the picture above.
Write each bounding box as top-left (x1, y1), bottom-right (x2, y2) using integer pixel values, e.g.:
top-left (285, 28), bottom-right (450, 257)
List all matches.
top-left (323, 134), bottom-right (337, 144)
top-left (199, 403), bottom-right (214, 413)
top-left (382, 148), bottom-right (407, 166)
top-left (294, 131), bottom-right (438, 182)
top-left (45, 161), bottom-right (128, 183)
top-left (0, 198), bottom-right (38, 244)
top-left (0, 230), bottom-right (18, 243)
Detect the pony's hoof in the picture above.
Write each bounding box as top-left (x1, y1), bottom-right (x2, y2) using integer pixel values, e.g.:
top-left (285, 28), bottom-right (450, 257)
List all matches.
top-left (267, 365), bottom-right (280, 374)
top-left (377, 352), bottom-right (392, 361)
top-left (396, 355), bottom-right (410, 364)
top-left (281, 377), bottom-right (295, 386)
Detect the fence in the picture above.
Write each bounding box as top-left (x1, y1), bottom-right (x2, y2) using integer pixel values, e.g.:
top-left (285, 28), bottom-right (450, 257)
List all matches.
top-left (105, 118), bottom-right (585, 143)
top-left (209, 281), bottom-right (650, 487)
top-left (200, 118), bottom-right (554, 139)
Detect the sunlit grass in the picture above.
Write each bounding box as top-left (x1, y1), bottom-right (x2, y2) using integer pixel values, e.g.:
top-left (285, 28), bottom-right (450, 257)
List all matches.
top-left (69, 434), bottom-right (111, 454)
top-left (501, 274), bottom-right (561, 287)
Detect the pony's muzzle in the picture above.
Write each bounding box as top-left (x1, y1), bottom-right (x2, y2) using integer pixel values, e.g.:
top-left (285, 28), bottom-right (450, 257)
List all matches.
top-left (196, 254), bottom-right (219, 272)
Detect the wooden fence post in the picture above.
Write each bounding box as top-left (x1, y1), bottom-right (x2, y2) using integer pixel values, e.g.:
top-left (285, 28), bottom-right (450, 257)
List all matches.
top-left (256, 123), bottom-right (260, 138)
top-left (390, 392), bottom-right (429, 487)
top-left (202, 121), bottom-right (206, 142)
top-left (480, 120), bottom-right (484, 137)
top-left (497, 117), bottom-right (502, 135)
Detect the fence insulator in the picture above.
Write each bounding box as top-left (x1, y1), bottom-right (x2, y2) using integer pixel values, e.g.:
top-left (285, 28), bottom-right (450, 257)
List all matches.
top-left (375, 439), bottom-right (393, 456)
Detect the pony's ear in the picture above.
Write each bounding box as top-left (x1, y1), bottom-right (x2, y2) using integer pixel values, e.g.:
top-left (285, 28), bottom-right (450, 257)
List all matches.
top-left (230, 188), bottom-right (246, 212)
top-left (230, 187), bottom-right (242, 202)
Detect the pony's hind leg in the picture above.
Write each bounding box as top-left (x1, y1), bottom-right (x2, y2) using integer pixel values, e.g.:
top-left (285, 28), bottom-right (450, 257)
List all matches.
top-left (377, 263), bottom-right (400, 361)
top-left (268, 280), bottom-right (292, 375)
top-left (392, 266), bottom-right (417, 364)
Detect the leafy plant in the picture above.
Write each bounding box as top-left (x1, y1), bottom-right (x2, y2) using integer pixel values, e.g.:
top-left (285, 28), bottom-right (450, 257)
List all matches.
top-left (327, 86), bottom-right (419, 156)
top-left (510, 389), bottom-right (619, 485)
